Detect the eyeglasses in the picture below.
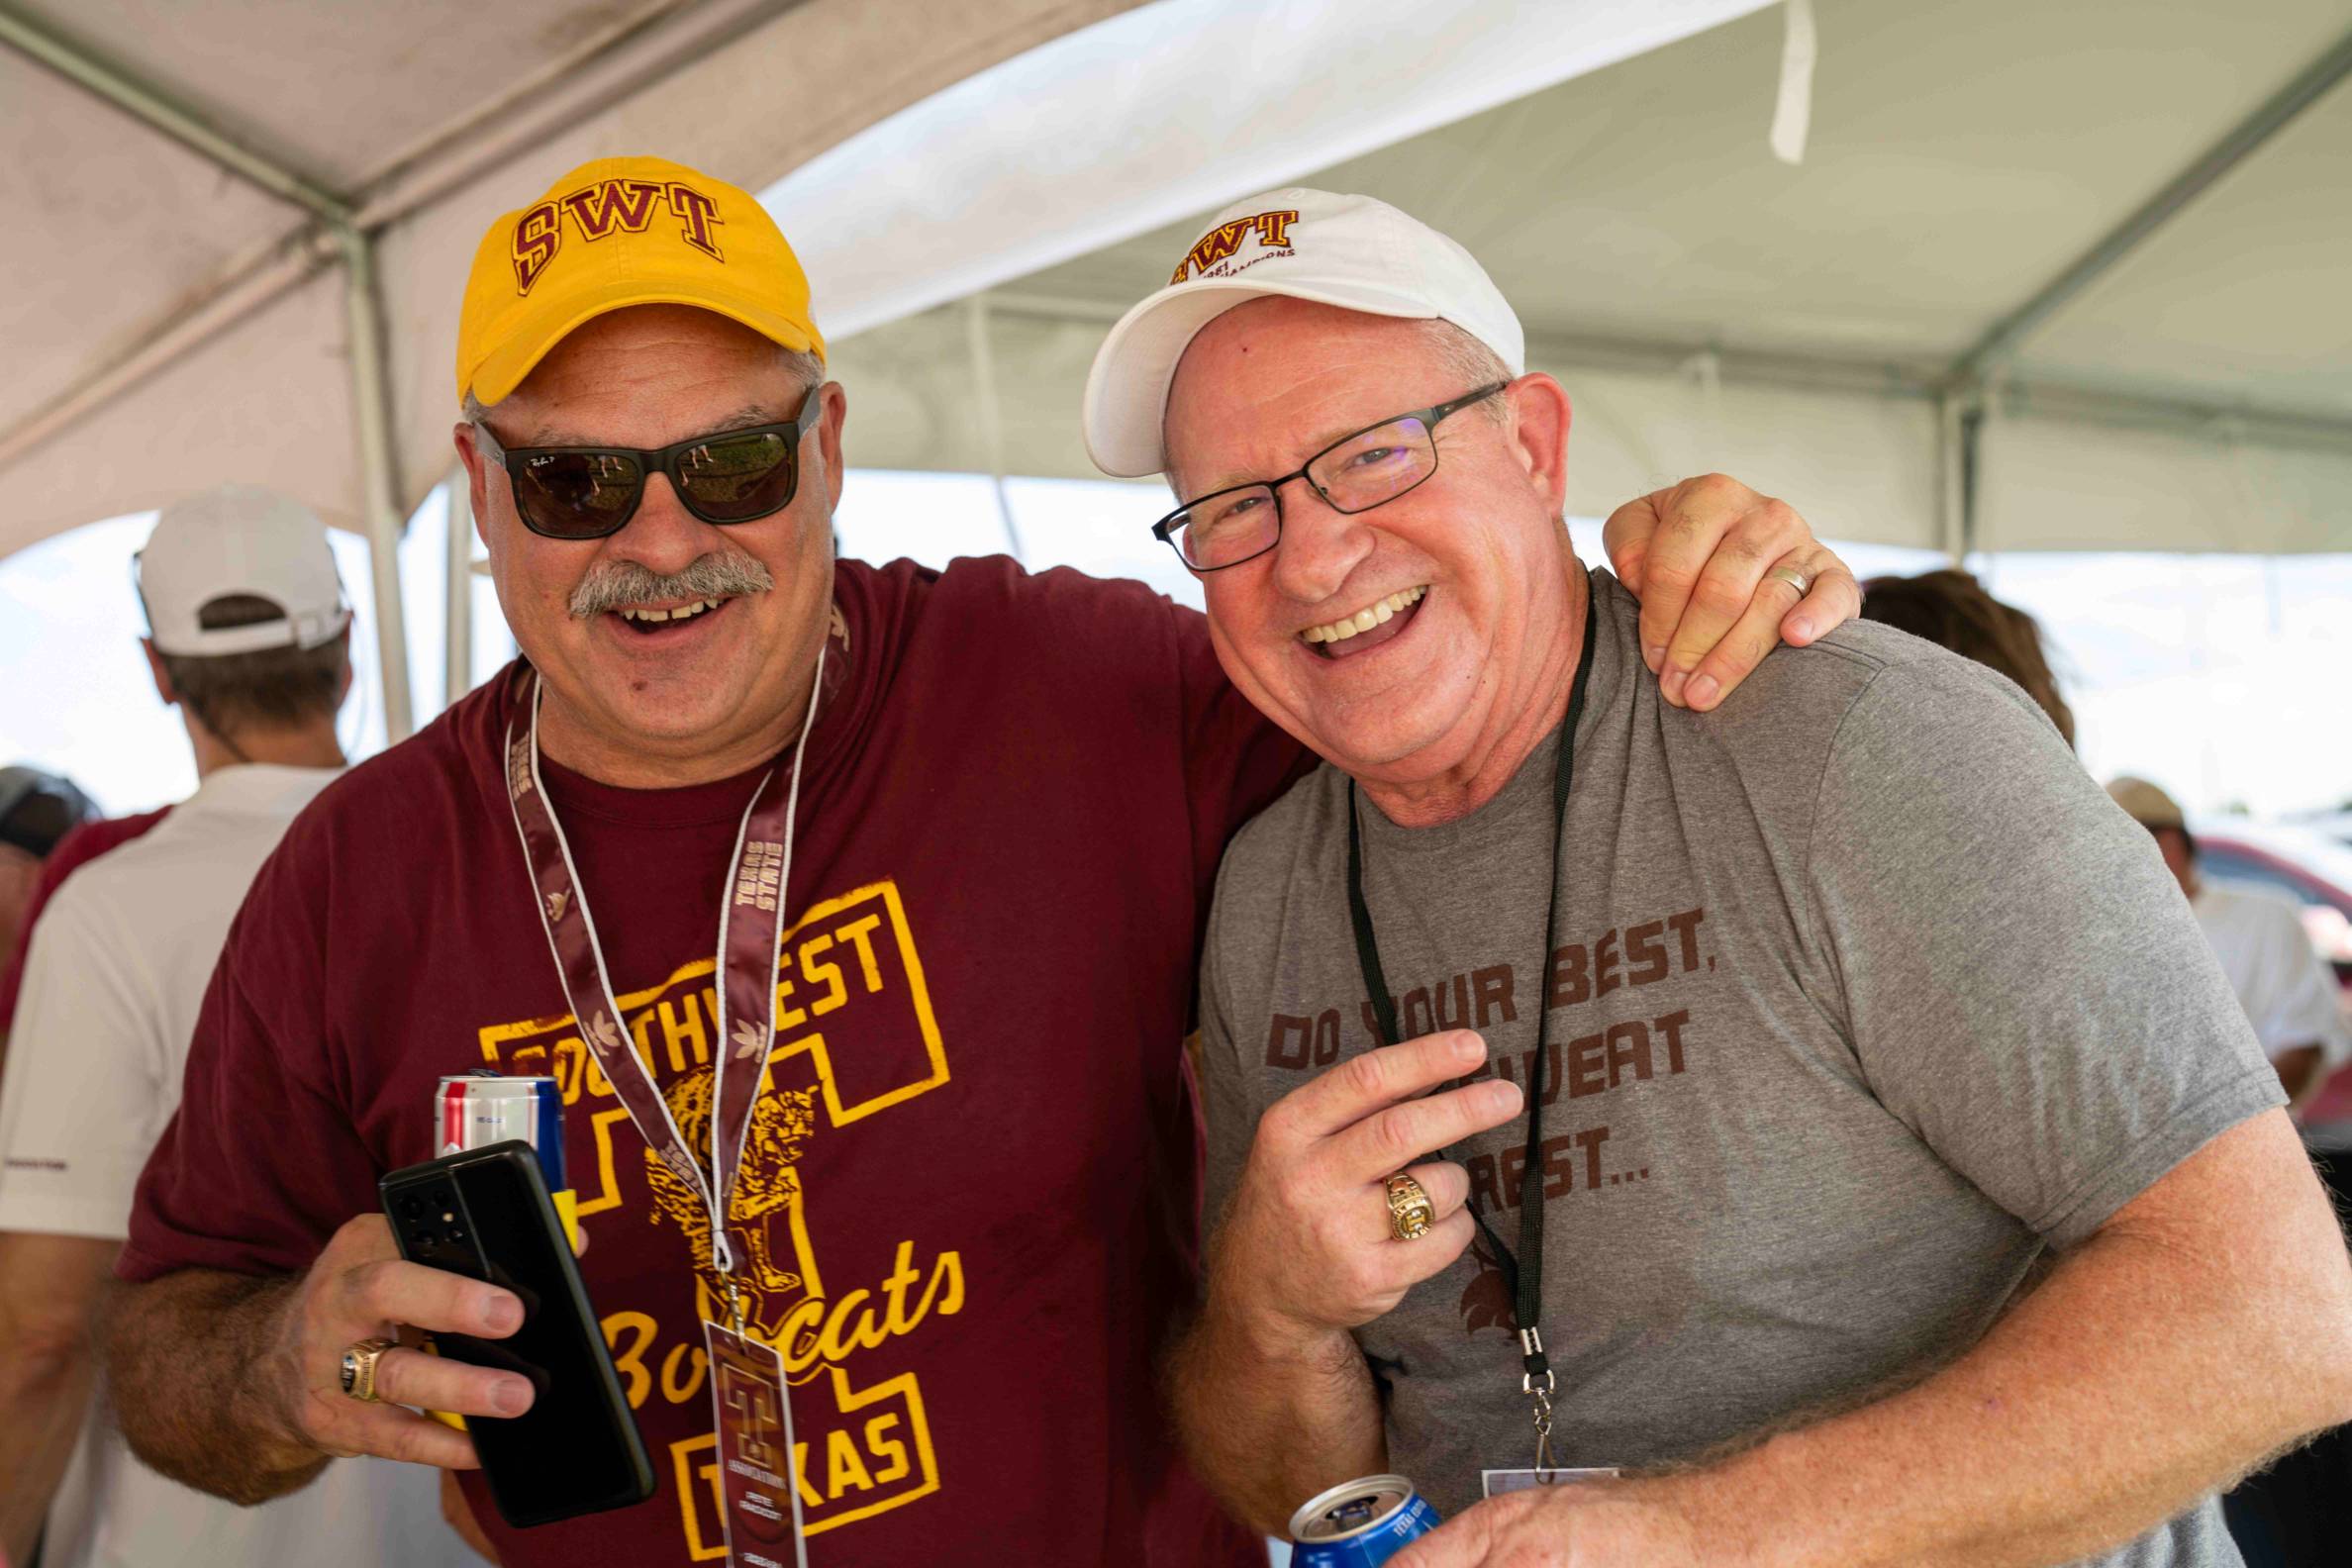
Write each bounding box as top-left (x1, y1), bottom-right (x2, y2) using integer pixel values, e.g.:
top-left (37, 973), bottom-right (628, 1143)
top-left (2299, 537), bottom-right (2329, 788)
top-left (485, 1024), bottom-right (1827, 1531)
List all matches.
top-left (1150, 382), bottom-right (1510, 573)
top-left (473, 383), bottom-right (825, 540)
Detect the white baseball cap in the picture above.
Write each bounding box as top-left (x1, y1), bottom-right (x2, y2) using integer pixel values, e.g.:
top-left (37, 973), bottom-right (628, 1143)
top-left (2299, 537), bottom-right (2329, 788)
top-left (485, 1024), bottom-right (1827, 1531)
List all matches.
top-left (1082, 187), bottom-right (1526, 478)
top-left (136, 485), bottom-right (352, 656)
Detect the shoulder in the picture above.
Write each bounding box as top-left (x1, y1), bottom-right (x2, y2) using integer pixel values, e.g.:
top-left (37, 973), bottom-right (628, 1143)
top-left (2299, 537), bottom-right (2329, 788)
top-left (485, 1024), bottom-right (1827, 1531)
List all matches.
top-left (2199, 881), bottom-right (2314, 939)
top-left (301, 670), bottom-right (509, 827)
top-left (242, 672), bottom-right (514, 921)
top-left (1692, 599), bottom-right (2070, 780)
top-left (1208, 765), bottom-right (1347, 943)
top-left (840, 554), bottom-right (1214, 708)
top-left (849, 552), bottom-right (1197, 641)
top-left (1709, 606), bottom-right (2047, 736)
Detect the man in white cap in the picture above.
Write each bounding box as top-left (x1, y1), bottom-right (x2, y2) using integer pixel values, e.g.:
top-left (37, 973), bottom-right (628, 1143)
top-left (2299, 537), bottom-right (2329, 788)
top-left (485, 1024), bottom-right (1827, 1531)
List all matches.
top-left (98, 157), bottom-right (1856, 1568)
top-left (2107, 776), bottom-right (2349, 1111)
top-left (0, 486), bottom-right (477, 1567)
top-left (2099, 775), bottom-right (2352, 1568)
top-left (1084, 188), bottom-right (2352, 1566)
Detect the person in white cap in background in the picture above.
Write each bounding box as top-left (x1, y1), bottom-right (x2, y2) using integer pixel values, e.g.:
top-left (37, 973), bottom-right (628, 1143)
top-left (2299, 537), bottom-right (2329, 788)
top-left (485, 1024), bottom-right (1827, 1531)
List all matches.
top-left (1084, 187), bottom-right (2352, 1567)
top-left (0, 486), bottom-right (479, 1568)
top-left (2106, 776), bottom-right (2350, 1113)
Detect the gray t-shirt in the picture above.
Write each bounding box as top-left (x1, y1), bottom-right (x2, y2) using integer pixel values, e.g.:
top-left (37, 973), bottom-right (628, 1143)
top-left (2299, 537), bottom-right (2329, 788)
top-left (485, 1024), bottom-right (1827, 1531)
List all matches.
top-left (1200, 569), bottom-right (2280, 1564)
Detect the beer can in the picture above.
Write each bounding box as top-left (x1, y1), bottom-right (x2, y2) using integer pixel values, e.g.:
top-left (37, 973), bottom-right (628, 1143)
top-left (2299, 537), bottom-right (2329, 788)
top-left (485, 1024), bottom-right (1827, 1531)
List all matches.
top-left (437, 1071), bottom-right (565, 1192)
top-left (1289, 1474), bottom-right (1440, 1567)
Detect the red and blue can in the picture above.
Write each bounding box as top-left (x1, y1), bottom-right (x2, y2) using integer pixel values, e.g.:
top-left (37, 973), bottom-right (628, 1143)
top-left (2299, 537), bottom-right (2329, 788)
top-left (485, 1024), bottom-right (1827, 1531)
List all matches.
top-left (1289, 1474), bottom-right (1439, 1567)
top-left (437, 1071), bottom-right (565, 1192)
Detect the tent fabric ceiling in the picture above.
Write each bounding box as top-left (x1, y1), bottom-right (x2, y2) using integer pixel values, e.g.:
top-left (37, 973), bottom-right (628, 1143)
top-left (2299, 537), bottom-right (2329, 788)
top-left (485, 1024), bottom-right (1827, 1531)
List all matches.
top-left (4, 0), bottom-right (2347, 576)
top-left (0, 0), bottom-right (1149, 560)
top-left (826, 0), bottom-right (2352, 554)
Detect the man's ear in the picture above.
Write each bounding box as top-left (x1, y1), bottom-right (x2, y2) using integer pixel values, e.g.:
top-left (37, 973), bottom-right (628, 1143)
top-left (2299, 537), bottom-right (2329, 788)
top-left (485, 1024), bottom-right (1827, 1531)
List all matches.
top-left (1502, 373), bottom-right (1573, 516)
top-left (453, 422), bottom-right (495, 551)
top-left (142, 638), bottom-right (177, 708)
top-left (816, 381), bottom-right (848, 515)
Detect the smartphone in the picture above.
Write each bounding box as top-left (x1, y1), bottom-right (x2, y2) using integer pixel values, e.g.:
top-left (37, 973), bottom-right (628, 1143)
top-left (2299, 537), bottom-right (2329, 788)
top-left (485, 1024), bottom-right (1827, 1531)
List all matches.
top-left (380, 1140), bottom-right (654, 1526)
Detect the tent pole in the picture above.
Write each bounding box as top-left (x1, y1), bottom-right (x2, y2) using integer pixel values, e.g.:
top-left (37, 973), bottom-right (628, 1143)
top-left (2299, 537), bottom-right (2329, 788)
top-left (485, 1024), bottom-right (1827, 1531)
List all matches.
top-left (338, 225), bottom-right (415, 741)
top-left (444, 465), bottom-right (475, 707)
top-left (1955, 402), bottom-right (1987, 565)
top-left (1933, 395), bottom-right (1958, 561)
top-left (1943, 22), bottom-right (2352, 392)
top-left (964, 296), bottom-right (1027, 560)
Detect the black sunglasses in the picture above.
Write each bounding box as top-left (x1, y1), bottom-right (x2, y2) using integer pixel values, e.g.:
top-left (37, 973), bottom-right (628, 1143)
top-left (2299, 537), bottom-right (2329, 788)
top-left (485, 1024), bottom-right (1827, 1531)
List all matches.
top-left (474, 383), bottom-right (825, 540)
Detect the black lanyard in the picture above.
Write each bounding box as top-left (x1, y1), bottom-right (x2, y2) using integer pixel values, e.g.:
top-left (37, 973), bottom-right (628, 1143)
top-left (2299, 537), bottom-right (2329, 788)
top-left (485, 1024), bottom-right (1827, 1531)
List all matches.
top-left (1345, 602), bottom-right (1596, 1406)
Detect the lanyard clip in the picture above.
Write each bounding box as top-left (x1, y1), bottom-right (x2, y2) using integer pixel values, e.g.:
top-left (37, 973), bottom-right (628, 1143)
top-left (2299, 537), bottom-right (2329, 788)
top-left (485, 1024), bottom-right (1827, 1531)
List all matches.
top-left (1519, 1325), bottom-right (1555, 1395)
top-left (722, 1271), bottom-right (748, 1338)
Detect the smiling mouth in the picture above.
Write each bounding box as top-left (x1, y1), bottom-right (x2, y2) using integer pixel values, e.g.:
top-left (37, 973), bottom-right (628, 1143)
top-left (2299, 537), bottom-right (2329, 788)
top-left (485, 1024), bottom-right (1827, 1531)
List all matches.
top-left (610, 596), bottom-right (733, 636)
top-left (1300, 585), bottom-right (1428, 658)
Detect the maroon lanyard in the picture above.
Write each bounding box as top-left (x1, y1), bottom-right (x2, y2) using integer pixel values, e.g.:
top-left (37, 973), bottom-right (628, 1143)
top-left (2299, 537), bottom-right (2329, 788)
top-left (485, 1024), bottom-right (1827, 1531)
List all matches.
top-left (501, 642), bottom-right (828, 1311)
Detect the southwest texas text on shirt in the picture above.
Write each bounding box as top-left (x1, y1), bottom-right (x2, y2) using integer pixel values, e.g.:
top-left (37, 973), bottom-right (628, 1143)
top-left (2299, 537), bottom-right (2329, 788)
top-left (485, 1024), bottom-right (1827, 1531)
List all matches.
top-left (120, 555), bottom-right (1310, 1568)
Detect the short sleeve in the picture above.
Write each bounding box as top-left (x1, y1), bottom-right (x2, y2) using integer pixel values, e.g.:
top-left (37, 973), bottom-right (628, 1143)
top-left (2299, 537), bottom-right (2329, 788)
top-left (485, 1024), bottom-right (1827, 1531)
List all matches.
top-left (116, 849), bottom-right (382, 1283)
top-left (0, 891), bottom-right (164, 1239)
top-left (1805, 657), bottom-right (2284, 1249)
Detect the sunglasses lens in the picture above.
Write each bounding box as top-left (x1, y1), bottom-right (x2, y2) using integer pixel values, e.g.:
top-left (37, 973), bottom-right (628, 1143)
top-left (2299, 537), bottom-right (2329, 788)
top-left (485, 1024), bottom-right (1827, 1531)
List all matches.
top-left (677, 432), bottom-right (797, 523)
top-left (515, 451), bottom-right (643, 539)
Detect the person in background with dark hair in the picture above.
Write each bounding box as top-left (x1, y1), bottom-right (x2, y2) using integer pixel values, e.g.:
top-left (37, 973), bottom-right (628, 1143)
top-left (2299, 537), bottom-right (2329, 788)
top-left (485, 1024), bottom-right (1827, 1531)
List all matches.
top-left (0, 487), bottom-right (478, 1568)
top-left (0, 769), bottom-right (96, 1021)
top-left (0, 785), bottom-right (167, 1057)
top-left (1860, 567), bottom-right (2077, 746)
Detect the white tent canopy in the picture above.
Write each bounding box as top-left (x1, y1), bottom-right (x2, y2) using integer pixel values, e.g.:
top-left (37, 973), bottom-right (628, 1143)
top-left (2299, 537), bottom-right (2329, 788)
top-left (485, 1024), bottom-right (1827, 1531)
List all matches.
top-left (0, 0), bottom-right (1155, 735)
top-left (817, 0), bottom-right (2352, 559)
top-left (7, 0), bottom-right (2349, 740)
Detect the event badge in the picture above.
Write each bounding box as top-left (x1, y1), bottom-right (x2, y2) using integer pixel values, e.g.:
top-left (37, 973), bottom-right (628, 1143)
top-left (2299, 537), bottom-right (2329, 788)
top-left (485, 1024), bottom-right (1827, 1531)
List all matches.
top-left (705, 1322), bottom-right (807, 1568)
top-left (505, 639), bottom-right (836, 1568)
top-left (1482, 1466), bottom-right (1620, 1498)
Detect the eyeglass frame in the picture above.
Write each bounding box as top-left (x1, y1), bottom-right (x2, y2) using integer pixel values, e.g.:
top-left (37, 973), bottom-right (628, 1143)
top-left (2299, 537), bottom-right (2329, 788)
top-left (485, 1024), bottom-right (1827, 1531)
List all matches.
top-left (469, 381), bottom-right (827, 539)
top-left (1148, 380), bottom-right (1512, 573)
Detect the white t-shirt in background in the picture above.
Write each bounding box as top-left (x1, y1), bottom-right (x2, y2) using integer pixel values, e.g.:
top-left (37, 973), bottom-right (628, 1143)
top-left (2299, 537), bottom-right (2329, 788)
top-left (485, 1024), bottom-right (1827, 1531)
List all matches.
top-left (0, 763), bottom-right (474, 1568)
top-left (2193, 879), bottom-right (2352, 1083)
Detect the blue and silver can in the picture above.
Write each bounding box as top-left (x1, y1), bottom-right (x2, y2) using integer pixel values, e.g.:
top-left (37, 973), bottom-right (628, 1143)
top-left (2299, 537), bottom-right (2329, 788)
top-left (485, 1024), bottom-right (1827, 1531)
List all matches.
top-left (1289, 1474), bottom-right (1440, 1567)
top-left (437, 1071), bottom-right (565, 1192)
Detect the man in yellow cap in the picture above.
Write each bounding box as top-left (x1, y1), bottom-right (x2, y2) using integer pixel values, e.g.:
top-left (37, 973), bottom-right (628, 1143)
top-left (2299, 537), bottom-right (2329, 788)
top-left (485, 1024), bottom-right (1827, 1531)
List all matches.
top-left (98, 155), bottom-right (1861, 1567)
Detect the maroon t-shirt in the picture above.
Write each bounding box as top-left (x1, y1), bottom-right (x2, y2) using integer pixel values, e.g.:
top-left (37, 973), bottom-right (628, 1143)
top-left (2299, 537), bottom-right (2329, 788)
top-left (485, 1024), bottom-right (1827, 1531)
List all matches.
top-left (122, 556), bottom-right (1308, 1566)
top-left (0, 807), bottom-right (171, 1033)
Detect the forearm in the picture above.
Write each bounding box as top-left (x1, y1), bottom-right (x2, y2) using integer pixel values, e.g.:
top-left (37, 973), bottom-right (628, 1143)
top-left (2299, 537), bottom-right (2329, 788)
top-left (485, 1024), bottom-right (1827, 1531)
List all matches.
top-left (0, 1338), bottom-right (94, 1564)
top-left (1674, 1181), bottom-right (2352, 1566)
top-left (97, 1269), bottom-right (330, 1505)
top-left (1168, 1295), bottom-right (1385, 1536)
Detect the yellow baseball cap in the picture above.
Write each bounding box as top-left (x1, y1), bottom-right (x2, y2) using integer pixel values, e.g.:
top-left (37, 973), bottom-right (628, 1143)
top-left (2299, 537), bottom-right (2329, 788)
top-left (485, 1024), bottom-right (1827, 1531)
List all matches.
top-left (455, 154), bottom-right (826, 408)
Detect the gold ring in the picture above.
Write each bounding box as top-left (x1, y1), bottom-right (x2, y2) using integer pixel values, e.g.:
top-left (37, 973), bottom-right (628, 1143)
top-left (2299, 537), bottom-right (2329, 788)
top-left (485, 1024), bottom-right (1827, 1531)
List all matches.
top-left (1385, 1173), bottom-right (1436, 1241)
top-left (1769, 565), bottom-right (1811, 597)
top-left (340, 1336), bottom-right (397, 1403)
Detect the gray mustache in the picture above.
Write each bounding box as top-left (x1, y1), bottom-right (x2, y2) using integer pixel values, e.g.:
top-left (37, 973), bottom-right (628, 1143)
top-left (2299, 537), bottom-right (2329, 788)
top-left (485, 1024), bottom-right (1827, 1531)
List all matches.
top-left (568, 551), bottom-right (776, 619)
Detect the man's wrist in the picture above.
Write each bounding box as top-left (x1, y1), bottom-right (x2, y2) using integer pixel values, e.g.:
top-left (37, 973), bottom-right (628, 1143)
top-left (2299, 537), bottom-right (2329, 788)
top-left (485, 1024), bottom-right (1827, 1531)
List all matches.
top-left (231, 1278), bottom-right (324, 1465)
top-left (1205, 1276), bottom-right (1350, 1367)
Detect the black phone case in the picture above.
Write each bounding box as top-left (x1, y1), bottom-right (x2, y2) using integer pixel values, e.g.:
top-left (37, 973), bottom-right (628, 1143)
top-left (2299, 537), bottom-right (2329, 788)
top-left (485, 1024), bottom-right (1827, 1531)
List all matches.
top-left (379, 1141), bottom-right (654, 1527)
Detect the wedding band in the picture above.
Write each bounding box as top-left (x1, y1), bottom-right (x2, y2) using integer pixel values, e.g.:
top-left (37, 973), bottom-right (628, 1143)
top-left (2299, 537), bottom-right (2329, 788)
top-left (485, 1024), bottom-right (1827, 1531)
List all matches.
top-left (1769, 565), bottom-right (1811, 597)
top-left (340, 1336), bottom-right (397, 1403)
top-left (1385, 1173), bottom-right (1436, 1241)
